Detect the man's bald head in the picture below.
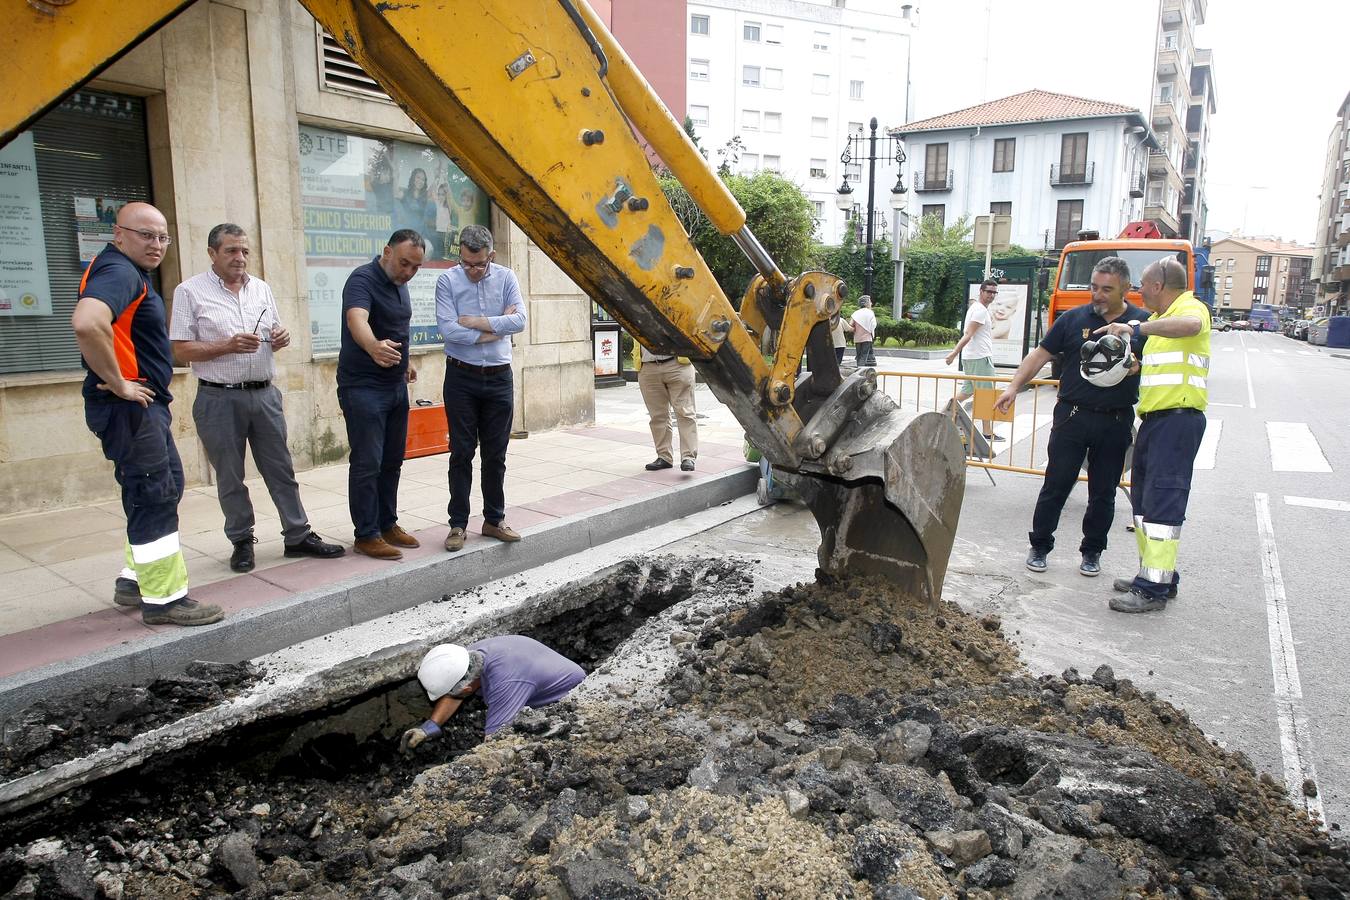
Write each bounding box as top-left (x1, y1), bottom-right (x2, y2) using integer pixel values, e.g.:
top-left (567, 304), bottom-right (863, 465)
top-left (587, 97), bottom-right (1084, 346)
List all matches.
top-left (112, 202), bottom-right (170, 271)
top-left (1139, 257), bottom-right (1188, 312)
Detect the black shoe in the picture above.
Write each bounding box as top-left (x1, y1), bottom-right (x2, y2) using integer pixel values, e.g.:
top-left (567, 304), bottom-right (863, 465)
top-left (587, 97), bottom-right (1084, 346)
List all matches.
top-left (1113, 576), bottom-right (1177, 600)
top-left (114, 577), bottom-right (141, 607)
top-left (1079, 553), bottom-right (1102, 577)
top-left (645, 458), bottom-right (673, 471)
top-left (230, 537), bottom-right (257, 573)
top-left (1109, 589), bottom-right (1168, 614)
top-left (284, 532), bottom-right (346, 559)
top-left (1026, 549), bottom-right (1048, 573)
top-left (680, 458), bottom-right (696, 472)
top-left (983, 433), bottom-right (1006, 442)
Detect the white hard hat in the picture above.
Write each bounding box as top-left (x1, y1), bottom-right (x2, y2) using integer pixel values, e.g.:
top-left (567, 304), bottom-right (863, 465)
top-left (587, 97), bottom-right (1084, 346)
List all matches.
top-left (417, 643), bottom-right (470, 701)
top-left (1080, 333), bottom-right (1134, 388)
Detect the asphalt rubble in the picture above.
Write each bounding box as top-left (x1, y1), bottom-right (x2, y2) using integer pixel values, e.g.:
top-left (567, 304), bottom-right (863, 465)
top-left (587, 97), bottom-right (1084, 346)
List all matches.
top-left (2, 559), bottom-right (1348, 899)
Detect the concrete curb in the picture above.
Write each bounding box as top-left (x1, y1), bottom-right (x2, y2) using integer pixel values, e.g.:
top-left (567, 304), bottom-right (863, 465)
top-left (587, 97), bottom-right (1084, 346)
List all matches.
top-left (0, 465), bottom-right (757, 720)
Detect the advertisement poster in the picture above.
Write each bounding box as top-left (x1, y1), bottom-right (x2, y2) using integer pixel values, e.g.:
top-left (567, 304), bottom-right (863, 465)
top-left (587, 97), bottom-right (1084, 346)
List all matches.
top-left (0, 132), bottom-right (52, 316)
top-left (73, 195), bottom-right (125, 262)
top-left (593, 329), bottom-right (619, 376)
top-left (298, 125), bottom-right (489, 356)
top-left (967, 282), bottom-right (1030, 367)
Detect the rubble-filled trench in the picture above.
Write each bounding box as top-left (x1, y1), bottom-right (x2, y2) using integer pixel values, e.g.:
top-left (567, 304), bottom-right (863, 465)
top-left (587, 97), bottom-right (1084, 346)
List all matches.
top-left (2, 554), bottom-right (1348, 899)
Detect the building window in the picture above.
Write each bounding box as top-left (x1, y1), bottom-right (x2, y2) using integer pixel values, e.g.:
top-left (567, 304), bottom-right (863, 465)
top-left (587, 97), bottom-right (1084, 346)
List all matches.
top-left (813, 31), bottom-right (830, 52)
top-left (1222, 293), bottom-right (1231, 307)
top-left (990, 201), bottom-right (1012, 216)
top-left (1227, 258), bottom-right (1235, 271)
top-left (813, 74), bottom-right (829, 94)
top-left (848, 121), bottom-right (864, 136)
top-left (1159, 82), bottom-right (1174, 103)
top-left (763, 154), bottom-right (781, 171)
top-left (690, 14), bottom-right (709, 35)
top-left (1225, 275), bottom-right (1233, 289)
top-left (740, 153), bottom-right (759, 174)
top-left (923, 143), bottom-right (949, 187)
top-left (1256, 255), bottom-right (1271, 274)
top-left (845, 161), bottom-right (862, 182)
top-left (1147, 183), bottom-right (1163, 205)
top-left (742, 65), bottom-right (760, 87)
top-left (851, 36), bottom-right (866, 56)
top-left (743, 21), bottom-right (761, 42)
top-left (849, 80), bottom-right (864, 100)
top-left (810, 159), bottom-right (827, 179)
top-left (764, 68), bottom-right (783, 89)
top-left (689, 104), bottom-right (709, 126)
top-left (811, 117), bottom-right (828, 138)
top-left (764, 112), bottom-right (782, 132)
top-left (741, 109), bottom-right (760, 130)
top-left (765, 23), bottom-right (783, 45)
top-left (1054, 199), bottom-right (1084, 248)
top-left (690, 59), bottom-right (709, 81)
top-left (1059, 132), bottom-right (1088, 180)
top-left (921, 204), bottom-right (946, 228)
top-left (812, 200), bottom-right (825, 220)
top-left (1161, 30), bottom-right (1179, 50)
top-left (993, 138), bottom-right (1015, 172)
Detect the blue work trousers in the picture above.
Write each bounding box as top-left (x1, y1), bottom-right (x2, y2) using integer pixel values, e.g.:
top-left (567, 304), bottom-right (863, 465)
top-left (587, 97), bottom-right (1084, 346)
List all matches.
top-left (84, 400), bottom-right (184, 547)
top-left (1130, 408), bottom-right (1206, 599)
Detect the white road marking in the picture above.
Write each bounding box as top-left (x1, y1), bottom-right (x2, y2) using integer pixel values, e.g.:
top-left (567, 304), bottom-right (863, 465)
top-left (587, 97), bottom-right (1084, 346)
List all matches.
top-left (1221, 347), bottom-right (1236, 352)
top-left (1254, 493), bottom-right (1325, 824)
top-left (1284, 496), bottom-right (1350, 512)
top-left (1248, 348), bottom-right (1261, 354)
top-left (1299, 351), bottom-right (1314, 356)
top-left (1274, 349), bottom-right (1286, 354)
top-left (1242, 343), bottom-right (1257, 408)
top-left (1209, 402), bottom-right (1242, 407)
top-left (1266, 423), bottom-right (1332, 472)
top-left (1193, 420), bottom-right (1221, 470)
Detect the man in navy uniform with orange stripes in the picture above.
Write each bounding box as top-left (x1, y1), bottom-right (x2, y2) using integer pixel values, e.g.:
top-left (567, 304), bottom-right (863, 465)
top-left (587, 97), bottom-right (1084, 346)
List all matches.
top-left (72, 202), bottom-right (224, 627)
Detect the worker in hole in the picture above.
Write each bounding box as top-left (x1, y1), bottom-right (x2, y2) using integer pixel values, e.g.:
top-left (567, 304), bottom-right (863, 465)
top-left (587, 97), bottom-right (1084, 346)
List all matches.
top-left (399, 637), bottom-right (585, 751)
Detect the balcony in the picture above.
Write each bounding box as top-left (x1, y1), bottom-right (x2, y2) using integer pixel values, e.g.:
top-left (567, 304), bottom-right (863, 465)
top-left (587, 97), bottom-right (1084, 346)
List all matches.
top-left (1152, 100), bottom-right (1185, 135)
top-left (1144, 204), bottom-right (1180, 236)
top-left (1129, 172), bottom-right (1146, 198)
top-left (913, 169), bottom-right (953, 192)
top-left (1050, 162), bottom-right (1094, 186)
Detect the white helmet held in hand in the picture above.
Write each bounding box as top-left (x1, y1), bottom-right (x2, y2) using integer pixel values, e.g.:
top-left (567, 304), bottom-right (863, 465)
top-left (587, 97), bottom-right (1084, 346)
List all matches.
top-left (1080, 333), bottom-right (1135, 388)
top-left (417, 643), bottom-right (470, 701)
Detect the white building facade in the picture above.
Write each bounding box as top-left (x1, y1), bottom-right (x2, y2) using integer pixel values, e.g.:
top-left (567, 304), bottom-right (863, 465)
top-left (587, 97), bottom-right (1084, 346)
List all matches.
top-left (892, 91), bottom-right (1155, 253)
top-left (684, 0), bottom-right (915, 244)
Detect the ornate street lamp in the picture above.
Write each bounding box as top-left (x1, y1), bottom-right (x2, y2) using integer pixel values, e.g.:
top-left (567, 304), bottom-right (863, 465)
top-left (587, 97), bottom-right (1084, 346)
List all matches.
top-left (836, 117), bottom-right (906, 302)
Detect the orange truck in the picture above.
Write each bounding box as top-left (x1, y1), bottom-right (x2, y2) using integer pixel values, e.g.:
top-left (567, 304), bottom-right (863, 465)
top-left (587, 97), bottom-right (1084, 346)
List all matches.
top-left (1047, 222), bottom-right (1196, 327)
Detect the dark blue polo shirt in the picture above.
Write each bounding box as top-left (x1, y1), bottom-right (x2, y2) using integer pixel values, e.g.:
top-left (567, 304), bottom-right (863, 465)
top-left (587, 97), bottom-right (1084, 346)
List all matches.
top-left (79, 244), bottom-right (174, 404)
top-left (1040, 302), bottom-right (1148, 409)
top-left (338, 257), bottom-right (412, 389)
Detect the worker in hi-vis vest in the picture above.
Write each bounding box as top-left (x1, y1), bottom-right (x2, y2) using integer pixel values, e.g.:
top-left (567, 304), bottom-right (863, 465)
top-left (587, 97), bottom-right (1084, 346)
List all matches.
top-left (1095, 256), bottom-right (1210, 614)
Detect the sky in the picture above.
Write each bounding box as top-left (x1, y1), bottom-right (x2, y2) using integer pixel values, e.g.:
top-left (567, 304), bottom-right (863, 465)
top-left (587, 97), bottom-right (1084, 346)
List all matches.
top-left (905, 0), bottom-right (1349, 245)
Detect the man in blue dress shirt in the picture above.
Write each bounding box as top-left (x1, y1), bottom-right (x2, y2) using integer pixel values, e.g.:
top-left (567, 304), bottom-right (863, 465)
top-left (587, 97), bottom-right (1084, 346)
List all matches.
top-left (434, 224), bottom-right (527, 552)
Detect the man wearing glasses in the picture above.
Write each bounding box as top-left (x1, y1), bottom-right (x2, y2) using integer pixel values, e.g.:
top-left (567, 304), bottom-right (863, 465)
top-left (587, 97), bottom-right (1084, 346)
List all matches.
top-left (434, 224), bottom-right (527, 552)
top-left (170, 224), bottom-right (344, 572)
top-left (72, 203), bottom-right (224, 626)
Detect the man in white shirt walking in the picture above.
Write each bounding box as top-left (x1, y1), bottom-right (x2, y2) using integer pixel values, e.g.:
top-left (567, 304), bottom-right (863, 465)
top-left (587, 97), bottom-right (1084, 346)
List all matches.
top-left (171, 224), bottom-right (344, 572)
top-left (847, 296), bottom-right (878, 367)
top-left (945, 279), bottom-right (1003, 443)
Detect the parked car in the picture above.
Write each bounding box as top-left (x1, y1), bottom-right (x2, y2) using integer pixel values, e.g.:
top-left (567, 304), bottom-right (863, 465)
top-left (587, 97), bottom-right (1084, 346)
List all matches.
top-left (1308, 318), bottom-right (1330, 346)
top-left (1291, 320), bottom-right (1312, 341)
top-left (1215, 319), bottom-right (1233, 332)
top-left (1230, 319), bottom-right (1250, 331)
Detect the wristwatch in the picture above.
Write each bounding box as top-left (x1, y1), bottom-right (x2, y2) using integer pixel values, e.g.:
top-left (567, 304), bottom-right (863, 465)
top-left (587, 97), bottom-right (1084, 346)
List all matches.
top-left (1131, 321), bottom-right (1142, 339)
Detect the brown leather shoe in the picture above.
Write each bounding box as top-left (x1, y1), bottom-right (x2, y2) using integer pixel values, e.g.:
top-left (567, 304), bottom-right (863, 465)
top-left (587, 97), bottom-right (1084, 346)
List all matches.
top-left (355, 537), bottom-right (402, 560)
top-left (381, 525), bottom-right (421, 548)
top-left (482, 521), bottom-right (521, 543)
top-left (444, 527), bottom-right (466, 552)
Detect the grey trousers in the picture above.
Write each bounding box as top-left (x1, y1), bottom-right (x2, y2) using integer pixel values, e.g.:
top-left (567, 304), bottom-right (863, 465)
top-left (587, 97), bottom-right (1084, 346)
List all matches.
top-left (192, 384), bottom-right (310, 544)
top-left (638, 359), bottom-right (698, 464)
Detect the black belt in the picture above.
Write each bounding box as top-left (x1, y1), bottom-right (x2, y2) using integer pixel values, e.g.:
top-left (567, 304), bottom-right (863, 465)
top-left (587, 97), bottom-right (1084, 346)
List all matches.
top-left (200, 379), bottom-right (270, 390)
top-left (647, 356), bottom-right (675, 363)
top-left (1060, 401), bottom-right (1132, 417)
top-left (446, 357), bottom-right (511, 375)
top-left (1140, 406), bottom-right (1202, 422)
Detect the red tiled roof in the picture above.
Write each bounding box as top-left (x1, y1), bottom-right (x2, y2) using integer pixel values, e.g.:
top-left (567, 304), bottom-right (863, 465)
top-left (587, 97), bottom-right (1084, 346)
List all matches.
top-left (894, 89), bottom-right (1141, 134)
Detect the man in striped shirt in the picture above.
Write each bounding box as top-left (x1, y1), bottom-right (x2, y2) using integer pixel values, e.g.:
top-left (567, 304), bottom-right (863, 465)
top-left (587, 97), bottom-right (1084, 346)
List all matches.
top-left (171, 224), bottom-right (344, 572)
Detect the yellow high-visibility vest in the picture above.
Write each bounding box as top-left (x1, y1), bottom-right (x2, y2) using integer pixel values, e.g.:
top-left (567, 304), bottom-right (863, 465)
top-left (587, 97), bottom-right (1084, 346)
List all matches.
top-left (1137, 291), bottom-right (1211, 415)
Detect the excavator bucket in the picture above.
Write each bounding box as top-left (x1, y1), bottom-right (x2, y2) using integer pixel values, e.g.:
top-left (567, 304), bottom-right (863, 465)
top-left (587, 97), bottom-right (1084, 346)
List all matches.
top-left (776, 371), bottom-right (966, 608)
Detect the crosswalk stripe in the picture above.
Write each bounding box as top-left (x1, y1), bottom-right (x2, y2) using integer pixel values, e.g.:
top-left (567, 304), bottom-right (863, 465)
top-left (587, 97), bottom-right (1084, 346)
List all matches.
top-left (1299, 351), bottom-right (1313, 356)
top-left (1221, 347), bottom-right (1236, 352)
top-left (1285, 496), bottom-right (1350, 512)
top-left (1274, 349), bottom-right (1286, 354)
top-left (1248, 348), bottom-right (1261, 353)
top-left (1267, 423), bottom-right (1332, 473)
top-left (1194, 420), bottom-right (1221, 470)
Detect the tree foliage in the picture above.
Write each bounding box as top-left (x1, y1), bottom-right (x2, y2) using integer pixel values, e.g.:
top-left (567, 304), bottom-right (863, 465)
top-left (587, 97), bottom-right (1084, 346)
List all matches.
top-left (897, 212), bottom-right (1036, 329)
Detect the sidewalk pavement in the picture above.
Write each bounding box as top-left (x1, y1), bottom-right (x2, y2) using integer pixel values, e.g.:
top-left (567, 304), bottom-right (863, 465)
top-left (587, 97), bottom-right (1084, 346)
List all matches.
top-left (0, 381), bottom-right (752, 686)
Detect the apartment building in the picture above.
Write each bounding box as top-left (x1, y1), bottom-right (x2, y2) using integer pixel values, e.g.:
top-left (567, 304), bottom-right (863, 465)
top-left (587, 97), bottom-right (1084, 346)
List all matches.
top-left (1310, 92), bottom-right (1350, 317)
top-left (891, 90), bottom-right (1155, 252)
top-left (1147, 0), bottom-right (1217, 244)
top-left (683, 0), bottom-right (916, 243)
top-left (1207, 237), bottom-right (1315, 314)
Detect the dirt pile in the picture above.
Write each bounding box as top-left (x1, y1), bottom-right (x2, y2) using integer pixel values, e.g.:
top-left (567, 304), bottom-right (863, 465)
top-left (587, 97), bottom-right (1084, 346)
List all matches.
top-left (2, 566), bottom-right (1347, 899)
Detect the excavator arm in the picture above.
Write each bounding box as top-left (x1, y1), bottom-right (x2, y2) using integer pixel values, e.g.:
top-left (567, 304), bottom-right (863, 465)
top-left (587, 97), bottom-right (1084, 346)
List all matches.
top-left (4, 0), bottom-right (965, 605)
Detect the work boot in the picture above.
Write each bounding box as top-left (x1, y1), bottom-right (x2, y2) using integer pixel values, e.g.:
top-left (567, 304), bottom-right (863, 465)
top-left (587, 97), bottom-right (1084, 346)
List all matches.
top-left (644, 457), bottom-right (673, 471)
top-left (1113, 577), bottom-right (1178, 600)
top-left (230, 536), bottom-right (257, 573)
top-left (354, 537), bottom-right (402, 560)
top-left (1079, 552), bottom-right (1102, 577)
top-left (381, 525), bottom-right (421, 548)
top-left (482, 521), bottom-right (521, 543)
top-left (1025, 549), bottom-right (1048, 573)
top-left (1109, 590), bottom-right (1167, 614)
top-left (444, 527), bottom-right (466, 552)
top-left (142, 597), bottom-right (225, 627)
top-left (113, 577), bottom-right (141, 607)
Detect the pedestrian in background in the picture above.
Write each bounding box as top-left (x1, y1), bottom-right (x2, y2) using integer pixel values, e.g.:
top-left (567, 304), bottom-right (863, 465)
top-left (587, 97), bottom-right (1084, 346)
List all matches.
top-left (72, 202), bottom-right (223, 626)
top-left (830, 312), bottom-right (847, 365)
top-left (637, 346), bottom-right (699, 472)
top-left (435, 224), bottom-right (527, 553)
top-left (946, 279), bottom-right (1001, 443)
top-left (994, 256), bottom-right (1147, 577)
top-left (171, 224), bottom-right (344, 572)
top-left (847, 296), bottom-right (878, 367)
top-left (1096, 257), bottom-right (1210, 613)
top-left (338, 229), bottom-right (426, 561)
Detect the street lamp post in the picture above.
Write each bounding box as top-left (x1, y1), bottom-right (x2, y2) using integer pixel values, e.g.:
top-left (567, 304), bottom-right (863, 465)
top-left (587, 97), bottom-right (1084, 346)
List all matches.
top-left (836, 117), bottom-right (907, 310)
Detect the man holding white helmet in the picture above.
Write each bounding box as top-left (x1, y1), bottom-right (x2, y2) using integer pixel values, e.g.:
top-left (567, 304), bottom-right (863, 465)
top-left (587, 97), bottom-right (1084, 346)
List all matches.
top-left (994, 256), bottom-right (1147, 577)
top-left (400, 636), bottom-right (585, 751)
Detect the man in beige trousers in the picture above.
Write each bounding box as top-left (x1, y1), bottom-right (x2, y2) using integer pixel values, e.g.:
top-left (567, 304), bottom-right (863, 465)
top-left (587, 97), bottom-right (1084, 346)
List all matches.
top-left (637, 346), bottom-right (699, 471)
